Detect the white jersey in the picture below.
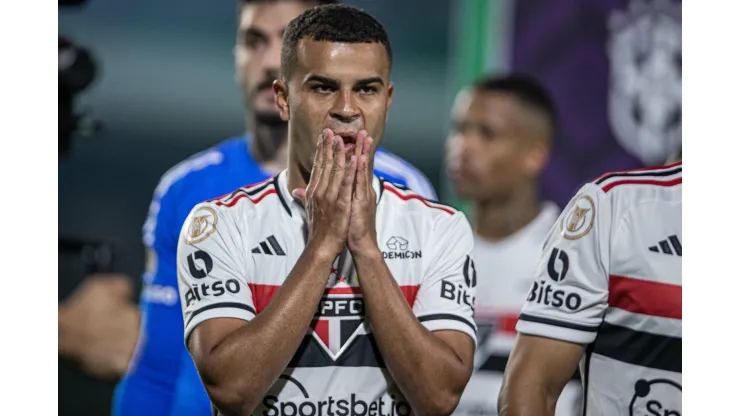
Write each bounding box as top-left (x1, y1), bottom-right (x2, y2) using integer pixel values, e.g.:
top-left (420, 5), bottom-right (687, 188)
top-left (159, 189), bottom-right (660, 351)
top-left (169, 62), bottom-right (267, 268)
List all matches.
top-left (516, 162), bottom-right (682, 416)
top-left (455, 203), bottom-right (582, 416)
top-left (176, 171), bottom-right (478, 416)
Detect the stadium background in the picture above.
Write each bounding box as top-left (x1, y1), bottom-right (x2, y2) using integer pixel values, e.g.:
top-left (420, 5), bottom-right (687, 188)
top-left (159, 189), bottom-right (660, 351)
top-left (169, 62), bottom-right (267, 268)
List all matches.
top-left (58, 0), bottom-right (681, 414)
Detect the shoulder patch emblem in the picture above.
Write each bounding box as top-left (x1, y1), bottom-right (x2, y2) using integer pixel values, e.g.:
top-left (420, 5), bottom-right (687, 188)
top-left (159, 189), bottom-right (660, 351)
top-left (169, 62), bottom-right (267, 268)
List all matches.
top-left (185, 206), bottom-right (218, 245)
top-left (561, 195), bottom-right (595, 240)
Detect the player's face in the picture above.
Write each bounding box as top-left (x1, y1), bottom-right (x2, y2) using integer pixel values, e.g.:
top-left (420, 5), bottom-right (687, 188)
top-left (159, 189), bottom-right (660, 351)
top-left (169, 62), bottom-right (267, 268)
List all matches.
top-left (277, 39), bottom-right (394, 171)
top-left (446, 89), bottom-right (545, 200)
top-left (234, 2), bottom-right (311, 114)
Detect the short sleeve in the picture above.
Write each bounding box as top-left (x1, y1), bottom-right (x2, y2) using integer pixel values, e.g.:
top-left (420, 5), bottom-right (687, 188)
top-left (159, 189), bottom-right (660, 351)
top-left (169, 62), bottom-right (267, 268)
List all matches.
top-left (413, 211), bottom-right (478, 344)
top-left (516, 183), bottom-right (612, 344)
top-left (177, 202), bottom-right (255, 343)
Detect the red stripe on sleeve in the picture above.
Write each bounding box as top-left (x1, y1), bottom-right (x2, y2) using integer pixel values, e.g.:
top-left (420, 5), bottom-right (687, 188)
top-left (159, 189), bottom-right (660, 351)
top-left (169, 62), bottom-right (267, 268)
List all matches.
top-left (608, 275), bottom-right (682, 319)
top-left (383, 185), bottom-right (455, 215)
top-left (601, 177), bottom-right (682, 193)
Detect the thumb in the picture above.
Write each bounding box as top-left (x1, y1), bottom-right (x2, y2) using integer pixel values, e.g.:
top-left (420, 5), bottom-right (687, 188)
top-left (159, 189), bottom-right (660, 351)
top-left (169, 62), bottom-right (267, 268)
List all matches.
top-left (292, 188), bottom-right (306, 204)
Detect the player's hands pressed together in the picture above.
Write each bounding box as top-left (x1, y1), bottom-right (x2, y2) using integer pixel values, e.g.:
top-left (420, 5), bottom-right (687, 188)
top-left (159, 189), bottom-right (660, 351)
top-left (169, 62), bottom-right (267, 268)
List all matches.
top-left (347, 131), bottom-right (379, 256)
top-left (293, 129), bottom-right (358, 261)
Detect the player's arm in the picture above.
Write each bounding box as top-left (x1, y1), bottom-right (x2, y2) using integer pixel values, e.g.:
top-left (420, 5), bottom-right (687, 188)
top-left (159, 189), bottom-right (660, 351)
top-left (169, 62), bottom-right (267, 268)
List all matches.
top-left (498, 184), bottom-right (613, 416)
top-left (499, 335), bottom-right (584, 416)
top-left (113, 184), bottom-right (187, 416)
top-left (354, 211), bottom-right (476, 416)
top-left (187, 134), bottom-right (355, 416)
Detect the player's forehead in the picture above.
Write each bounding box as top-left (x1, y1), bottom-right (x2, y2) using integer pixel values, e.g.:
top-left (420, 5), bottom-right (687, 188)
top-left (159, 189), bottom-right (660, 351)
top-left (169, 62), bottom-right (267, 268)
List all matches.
top-left (238, 2), bottom-right (311, 36)
top-left (453, 89), bottom-right (522, 124)
top-left (294, 39), bottom-right (390, 83)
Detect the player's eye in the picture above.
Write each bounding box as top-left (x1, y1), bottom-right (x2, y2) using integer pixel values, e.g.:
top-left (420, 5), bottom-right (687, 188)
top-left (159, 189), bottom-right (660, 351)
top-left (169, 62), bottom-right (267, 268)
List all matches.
top-left (481, 126), bottom-right (497, 141)
top-left (358, 86), bottom-right (378, 95)
top-left (311, 85), bottom-right (336, 94)
top-left (243, 34), bottom-right (267, 50)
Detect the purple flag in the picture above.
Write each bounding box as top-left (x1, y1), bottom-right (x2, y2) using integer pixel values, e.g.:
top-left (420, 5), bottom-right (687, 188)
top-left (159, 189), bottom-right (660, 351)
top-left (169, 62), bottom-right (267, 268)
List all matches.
top-left (511, 0), bottom-right (681, 207)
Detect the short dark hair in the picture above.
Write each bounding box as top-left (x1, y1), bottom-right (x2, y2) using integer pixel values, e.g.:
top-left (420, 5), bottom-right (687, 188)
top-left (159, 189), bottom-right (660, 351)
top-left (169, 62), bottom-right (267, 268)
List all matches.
top-left (280, 4), bottom-right (392, 80)
top-left (473, 73), bottom-right (557, 133)
top-left (240, 0), bottom-right (338, 7)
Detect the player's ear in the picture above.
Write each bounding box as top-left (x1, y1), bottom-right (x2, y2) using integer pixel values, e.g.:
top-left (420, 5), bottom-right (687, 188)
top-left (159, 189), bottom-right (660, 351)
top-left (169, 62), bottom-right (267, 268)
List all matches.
top-left (522, 140), bottom-right (549, 178)
top-left (385, 82), bottom-right (394, 122)
top-left (273, 79), bottom-right (290, 121)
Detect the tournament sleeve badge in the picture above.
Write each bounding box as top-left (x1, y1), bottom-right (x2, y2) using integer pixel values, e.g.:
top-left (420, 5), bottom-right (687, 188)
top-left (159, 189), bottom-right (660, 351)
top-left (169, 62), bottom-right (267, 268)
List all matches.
top-left (185, 206), bottom-right (218, 245)
top-left (560, 194), bottom-right (595, 240)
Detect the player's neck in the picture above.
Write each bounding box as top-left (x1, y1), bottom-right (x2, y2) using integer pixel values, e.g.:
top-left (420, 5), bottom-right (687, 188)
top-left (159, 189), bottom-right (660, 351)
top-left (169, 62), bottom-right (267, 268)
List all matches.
top-left (248, 112), bottom-right (289, 174)
top-left (473, 184), bottom-right (542, 242)
top-left (286, 144), bottom-right (309, 203)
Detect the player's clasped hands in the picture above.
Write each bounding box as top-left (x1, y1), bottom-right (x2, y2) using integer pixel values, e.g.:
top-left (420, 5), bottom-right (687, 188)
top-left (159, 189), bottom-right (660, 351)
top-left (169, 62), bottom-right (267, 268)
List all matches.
top-left (292, 129), bottom-right (378, 260)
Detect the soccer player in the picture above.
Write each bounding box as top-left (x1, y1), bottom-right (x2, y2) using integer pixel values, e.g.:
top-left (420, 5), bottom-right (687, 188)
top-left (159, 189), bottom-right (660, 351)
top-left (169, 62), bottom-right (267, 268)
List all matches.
top-left (498, 160), bottom-right (682, 415)
top-left (445, 74), bottom-right (581, 415)
top-left (177, 5), bottom-right (477, 415)
top-left (113, 1), bottom-right (437, 415)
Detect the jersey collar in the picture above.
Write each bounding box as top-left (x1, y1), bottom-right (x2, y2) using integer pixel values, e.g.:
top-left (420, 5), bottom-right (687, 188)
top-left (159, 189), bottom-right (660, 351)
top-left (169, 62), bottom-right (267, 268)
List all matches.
top-left (275, 170), bottom-right (382, 217)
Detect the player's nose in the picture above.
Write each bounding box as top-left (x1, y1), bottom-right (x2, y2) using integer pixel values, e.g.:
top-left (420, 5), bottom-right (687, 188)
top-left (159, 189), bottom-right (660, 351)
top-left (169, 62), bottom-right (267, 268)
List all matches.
top-left (262, 39), bottom-right (281, 74)
top-left (329, 91), bottom-right (361, 124)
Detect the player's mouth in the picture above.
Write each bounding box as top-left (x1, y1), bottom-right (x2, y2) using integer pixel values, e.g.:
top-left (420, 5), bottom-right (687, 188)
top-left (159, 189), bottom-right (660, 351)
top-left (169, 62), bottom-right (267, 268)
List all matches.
top-left (334, 131), bottom-right (358, 151)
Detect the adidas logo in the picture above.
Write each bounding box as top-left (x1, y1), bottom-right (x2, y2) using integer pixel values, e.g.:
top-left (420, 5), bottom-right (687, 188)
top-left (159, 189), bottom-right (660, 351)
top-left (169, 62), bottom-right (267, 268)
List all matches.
top-left (251, 235), bottom-right (286, 256)
top-left (648, 235), bottom-right (682, 256)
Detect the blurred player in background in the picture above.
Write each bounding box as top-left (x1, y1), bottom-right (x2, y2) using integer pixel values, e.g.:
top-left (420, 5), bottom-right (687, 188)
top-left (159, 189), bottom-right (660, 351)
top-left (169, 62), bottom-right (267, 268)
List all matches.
top-left (445, 74), bottom-right (581, 415)
top-left (178, 5), bottom-right (475, 414)
top-left (499, 160), bottom-right (682, 415)
top-left (113, 1), bottom-right (436, 415)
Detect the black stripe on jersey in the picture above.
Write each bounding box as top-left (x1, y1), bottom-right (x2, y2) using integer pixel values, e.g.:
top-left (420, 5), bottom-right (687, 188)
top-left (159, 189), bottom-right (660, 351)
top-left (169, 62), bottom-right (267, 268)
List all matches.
top-left (518, 313), bottom-right (600, 332)
top-left (272, 175), bottom-right (292, 216)
top-left (288, 334), bottom-right (386, 368)
top-left (214, 180), bottom-right (272, 203)
top-left (417, 313), bottom-right (477, 334)
top-left (186, 302), bottom-right (256, 327)
top-left (594, 165), bottom-right (682, 185)
top-left (592, 322), bottom-right (681, 373)
top-left (582, 343), bottom-right (595, 416)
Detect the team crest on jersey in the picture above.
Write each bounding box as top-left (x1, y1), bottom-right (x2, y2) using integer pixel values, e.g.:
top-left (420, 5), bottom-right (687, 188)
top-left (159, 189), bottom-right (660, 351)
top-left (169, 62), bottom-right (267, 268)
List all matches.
top-left (185, 206), bottom-right (218, 245)
top-left (561, 195), bottom-right (595, 240)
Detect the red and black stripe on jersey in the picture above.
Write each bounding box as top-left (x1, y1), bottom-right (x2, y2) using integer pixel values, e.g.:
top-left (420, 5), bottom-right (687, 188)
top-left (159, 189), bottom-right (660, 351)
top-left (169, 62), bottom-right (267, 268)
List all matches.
top-left (379, 179), bottom-right (457, 215)
top-left (592, 162), bottom-right (682, 193)
top-left (208, 176), bottom-right (286, 209)
top-left (521, 273), bottom-right (681, 373)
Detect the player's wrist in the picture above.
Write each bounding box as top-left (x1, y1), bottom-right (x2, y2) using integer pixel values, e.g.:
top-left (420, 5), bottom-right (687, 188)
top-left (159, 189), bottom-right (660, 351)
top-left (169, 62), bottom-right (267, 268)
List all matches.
top-left (349, 245), bottom-right (382, 262)
top-left (304, 240), bottom-right (341, 265)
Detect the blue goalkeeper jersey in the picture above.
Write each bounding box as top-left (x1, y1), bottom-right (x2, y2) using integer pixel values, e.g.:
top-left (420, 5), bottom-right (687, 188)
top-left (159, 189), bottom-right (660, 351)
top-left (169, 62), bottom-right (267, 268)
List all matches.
top-left (112, 135), bottom-right (437, 416)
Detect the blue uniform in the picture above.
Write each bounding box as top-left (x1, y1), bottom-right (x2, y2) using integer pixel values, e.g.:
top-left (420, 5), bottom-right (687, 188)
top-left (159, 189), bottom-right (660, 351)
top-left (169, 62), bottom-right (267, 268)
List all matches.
top-left (113, 135), bottom-right (437, 416)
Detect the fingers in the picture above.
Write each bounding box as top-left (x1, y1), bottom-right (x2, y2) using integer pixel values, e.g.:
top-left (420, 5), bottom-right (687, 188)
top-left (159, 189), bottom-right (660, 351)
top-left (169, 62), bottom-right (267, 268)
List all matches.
top-left (339, 154), bottom-right (358, 203)
top-left (325, 134), bottom-right (348, 200)
top-left (305, 132), bottom-right (326, 196)
top-left (354, 131), bottom-right (373, 202)
top-left (315, 130), bottom-right (336, 196)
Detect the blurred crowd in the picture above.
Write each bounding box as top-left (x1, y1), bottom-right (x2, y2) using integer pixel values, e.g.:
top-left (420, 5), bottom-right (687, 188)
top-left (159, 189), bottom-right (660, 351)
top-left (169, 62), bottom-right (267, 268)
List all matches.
top-left (58, 0), bottom-right (681, 415)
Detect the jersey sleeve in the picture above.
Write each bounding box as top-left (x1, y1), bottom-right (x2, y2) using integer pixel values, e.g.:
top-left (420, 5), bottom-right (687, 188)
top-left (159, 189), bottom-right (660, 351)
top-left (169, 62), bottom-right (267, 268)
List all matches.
top-left (412, 211), bottom-right (478, 344)
top-left (177, 202), bottom-right (255, 344)
top-left (516, 183), bottom-right (612, 345)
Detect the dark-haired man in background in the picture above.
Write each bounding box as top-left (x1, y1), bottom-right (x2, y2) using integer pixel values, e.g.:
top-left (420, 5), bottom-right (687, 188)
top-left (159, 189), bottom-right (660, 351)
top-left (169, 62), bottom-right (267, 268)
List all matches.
top-left (113, 1), bottom-right (437, 415)
top-left (178, 4), bottom-right (475, 415)
top-left (445, 75), bottom-right (581, 415)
